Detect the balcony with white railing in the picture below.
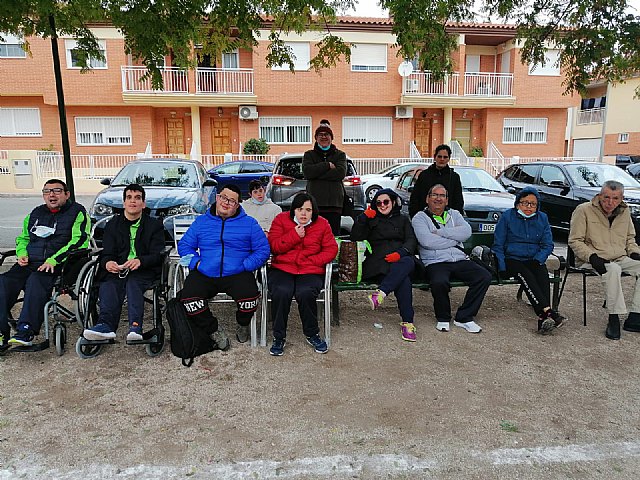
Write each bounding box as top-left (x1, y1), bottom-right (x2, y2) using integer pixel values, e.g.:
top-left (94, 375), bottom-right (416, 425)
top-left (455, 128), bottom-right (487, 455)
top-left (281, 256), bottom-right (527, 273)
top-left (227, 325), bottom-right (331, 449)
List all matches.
top-left (121, 66), bottom-right (189, 93)
top-left (463, 73), bottom-right (513, 97)
top-left (196, 68), bottom-right (254, 95)
top-left (403, 72), bottom-right (460, 96)
top-left (577, 107), bottom-right (605, 125)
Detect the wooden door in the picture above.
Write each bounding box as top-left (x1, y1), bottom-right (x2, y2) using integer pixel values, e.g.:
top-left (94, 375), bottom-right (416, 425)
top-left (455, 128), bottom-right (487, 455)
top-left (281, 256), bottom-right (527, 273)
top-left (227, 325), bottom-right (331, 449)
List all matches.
top-left (454, 120), bottom-right (471, 154)
top-left (211, 118), bottom-right (231, 154)
top-left (414, 119), bottom-right (432, 158)
top-left (165, 118), bottom-right (185, 154)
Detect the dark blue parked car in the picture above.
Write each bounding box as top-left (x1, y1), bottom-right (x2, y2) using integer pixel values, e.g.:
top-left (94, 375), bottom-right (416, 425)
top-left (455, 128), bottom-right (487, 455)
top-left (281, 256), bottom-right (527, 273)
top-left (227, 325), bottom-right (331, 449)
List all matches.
top-left (90, 158), bottom-right (217, 243)
top-left (207, 161), bottom-right (273, 198)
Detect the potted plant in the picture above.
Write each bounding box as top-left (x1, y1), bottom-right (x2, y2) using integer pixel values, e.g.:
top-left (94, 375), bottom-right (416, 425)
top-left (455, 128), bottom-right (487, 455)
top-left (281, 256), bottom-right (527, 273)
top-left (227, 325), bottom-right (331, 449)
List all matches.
top-left (243, 138), bottom-right (270, 155)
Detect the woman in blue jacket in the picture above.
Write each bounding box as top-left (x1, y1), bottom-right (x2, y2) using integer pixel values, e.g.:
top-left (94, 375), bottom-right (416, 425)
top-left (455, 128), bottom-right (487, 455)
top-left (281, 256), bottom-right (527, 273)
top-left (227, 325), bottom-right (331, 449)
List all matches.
top-left (492, 186), bottom-right (565, 334)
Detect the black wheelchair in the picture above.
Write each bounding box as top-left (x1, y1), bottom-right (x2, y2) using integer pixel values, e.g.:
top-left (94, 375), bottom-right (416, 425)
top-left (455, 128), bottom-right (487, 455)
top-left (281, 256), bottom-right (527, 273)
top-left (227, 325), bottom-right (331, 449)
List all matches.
top-left (0, 248), bottom-right (95, 356)
top-left (74, 247), bottom-right (171, 359)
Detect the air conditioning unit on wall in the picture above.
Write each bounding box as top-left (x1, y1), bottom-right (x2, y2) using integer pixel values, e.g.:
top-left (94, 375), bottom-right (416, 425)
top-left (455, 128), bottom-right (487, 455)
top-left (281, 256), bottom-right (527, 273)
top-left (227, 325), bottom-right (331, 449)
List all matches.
top-left (395, 106), bottom-right (414, 119)
top-left (239, 105), bottom-right (258, 120)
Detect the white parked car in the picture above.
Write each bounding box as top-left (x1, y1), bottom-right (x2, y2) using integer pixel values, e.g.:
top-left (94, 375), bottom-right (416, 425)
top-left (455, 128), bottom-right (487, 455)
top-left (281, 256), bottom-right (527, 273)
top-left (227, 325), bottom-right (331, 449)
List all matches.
top-left (361, 162), bottom-right (430, 202)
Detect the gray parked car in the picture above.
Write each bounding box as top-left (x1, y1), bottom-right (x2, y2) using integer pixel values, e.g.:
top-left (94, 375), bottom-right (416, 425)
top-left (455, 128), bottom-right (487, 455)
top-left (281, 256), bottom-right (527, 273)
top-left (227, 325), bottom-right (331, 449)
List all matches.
top-left (266, 153), bottom-right (366, 233)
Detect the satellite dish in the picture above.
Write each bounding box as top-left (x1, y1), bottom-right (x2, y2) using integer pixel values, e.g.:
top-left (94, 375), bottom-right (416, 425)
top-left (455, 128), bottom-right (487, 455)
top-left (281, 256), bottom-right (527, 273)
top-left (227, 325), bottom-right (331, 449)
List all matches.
top-left (398, 61), bottom-right (414, 77)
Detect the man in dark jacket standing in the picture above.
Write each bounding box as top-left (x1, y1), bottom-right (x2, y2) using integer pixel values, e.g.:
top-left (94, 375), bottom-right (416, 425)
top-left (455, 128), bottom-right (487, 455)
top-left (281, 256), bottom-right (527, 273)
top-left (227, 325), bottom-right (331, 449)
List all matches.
top-left (303, 119), bottom-right (347, 234)
top-left (1, 179), bottom-right (90, 349)
top-left (408, 144), bottom-right (464, 217)
top-left (178, 184), bottom-right (270, 347)
top-left (83, 184), bottom-right (165, 343)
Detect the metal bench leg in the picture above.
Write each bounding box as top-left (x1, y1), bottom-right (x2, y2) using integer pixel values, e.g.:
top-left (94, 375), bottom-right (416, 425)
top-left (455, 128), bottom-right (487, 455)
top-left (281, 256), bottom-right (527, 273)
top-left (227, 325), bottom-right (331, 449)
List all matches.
top-left (582, 273), bottom-right (587, 326)
top-left (552, 279), bottom-right (560, 311)
top-left (250, 312), bottom-right (257, 348)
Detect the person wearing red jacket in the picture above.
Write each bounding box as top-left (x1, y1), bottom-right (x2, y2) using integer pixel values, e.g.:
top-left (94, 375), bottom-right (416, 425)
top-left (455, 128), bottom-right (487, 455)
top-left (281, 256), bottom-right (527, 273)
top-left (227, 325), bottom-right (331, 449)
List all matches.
top-left (267, 193), bottom-right (338, 356)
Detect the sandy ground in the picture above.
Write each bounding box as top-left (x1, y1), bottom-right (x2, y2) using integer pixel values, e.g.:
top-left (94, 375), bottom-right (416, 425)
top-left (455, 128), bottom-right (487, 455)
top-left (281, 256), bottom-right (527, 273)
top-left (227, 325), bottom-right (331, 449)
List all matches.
top-left (2, 273), bottom-right (640, 479)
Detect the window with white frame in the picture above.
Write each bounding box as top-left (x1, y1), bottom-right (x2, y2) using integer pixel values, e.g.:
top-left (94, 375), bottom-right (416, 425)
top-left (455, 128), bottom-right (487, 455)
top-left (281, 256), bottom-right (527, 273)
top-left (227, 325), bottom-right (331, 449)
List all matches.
top-left (0, 108), bottom-right (42, 136)
top-left (528, 49), bottom-right (560, 76)
top-left (351, 43), bottom-right (387, 72)
top-left (0, 32), bottom-right (26, 58)
top-left (271, 42), bottom-right (310, 71)
top-left (259, 117), bottom-right (312, 144)
top-left (65, 39), bottom-right (107, 69)
top-left (619, 133), bottom-right (629, 143)
top-left (75, 117), bottom-right (131, 145)
top-left (222, 50), bottom-right (239, 69)
top-left (343, 117), bottom-right (392, 144)
top-left (503, 118), bottom-right (548, 144)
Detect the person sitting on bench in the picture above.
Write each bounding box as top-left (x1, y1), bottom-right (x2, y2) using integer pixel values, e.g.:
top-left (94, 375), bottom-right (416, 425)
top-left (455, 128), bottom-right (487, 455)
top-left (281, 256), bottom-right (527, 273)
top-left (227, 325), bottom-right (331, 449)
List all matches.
top-left (412, 184), bottom-right (491, 334)
top-left (83, 184), bottom-right (165, 343)
top-left (492, 186), bottom-right (565, 335)
top-left (350, 188), bottom-right (419, 342)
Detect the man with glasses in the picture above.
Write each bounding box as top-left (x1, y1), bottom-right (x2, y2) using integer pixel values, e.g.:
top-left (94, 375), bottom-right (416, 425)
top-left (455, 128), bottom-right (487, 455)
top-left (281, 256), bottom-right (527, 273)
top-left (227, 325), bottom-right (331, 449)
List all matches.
top-left (412, 184), bottom-right (491, 334)
top-left (409, 144), bottom-right (464, 218)
top-left (569, 180), bottom-right (640, 340)
top-left (178, 184), bottom-right (270, 347)
top-left (83, 184), bottom-right (165, 345)
top-left (0, 179), bottom-right (90, 349)
top-left (241, 179), bottom-right (281, 233)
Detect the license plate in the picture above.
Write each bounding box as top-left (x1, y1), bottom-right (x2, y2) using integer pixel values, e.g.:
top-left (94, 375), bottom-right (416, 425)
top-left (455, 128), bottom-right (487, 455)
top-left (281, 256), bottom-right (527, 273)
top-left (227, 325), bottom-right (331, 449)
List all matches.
top-left (479, 223), bottom-right (495, 232)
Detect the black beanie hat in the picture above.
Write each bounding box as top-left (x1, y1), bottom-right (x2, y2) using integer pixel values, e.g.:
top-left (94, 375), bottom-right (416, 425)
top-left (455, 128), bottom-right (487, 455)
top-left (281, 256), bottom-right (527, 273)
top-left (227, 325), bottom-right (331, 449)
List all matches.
top-left (314, 119), bottom-right (333, 140)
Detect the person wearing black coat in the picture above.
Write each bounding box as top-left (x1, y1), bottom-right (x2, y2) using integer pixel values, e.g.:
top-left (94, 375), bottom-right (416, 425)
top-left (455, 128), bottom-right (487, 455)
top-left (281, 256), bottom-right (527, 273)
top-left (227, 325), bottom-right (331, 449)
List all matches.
top-left (408, 144), bottom-right (464, 217)
top-left (350, 188), bottom-right (418, 342)
top-left (83, 184), bottom-right (165, 344)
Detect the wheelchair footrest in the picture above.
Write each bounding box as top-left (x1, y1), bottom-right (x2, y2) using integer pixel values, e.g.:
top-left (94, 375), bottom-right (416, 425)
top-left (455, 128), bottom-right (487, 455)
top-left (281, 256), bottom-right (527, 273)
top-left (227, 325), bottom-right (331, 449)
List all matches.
top-left (11, 339), bottom-right (50, 352)
top-left (126, 335), bottom-right (159, 346)
top-left (81, 338), bottom-right (115, 346)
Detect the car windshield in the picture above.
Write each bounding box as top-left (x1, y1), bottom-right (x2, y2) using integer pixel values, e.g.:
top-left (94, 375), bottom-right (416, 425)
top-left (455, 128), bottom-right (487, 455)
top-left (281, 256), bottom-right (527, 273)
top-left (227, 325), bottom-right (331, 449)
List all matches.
top-left (458, 168), bottom-right (506, 193)
top-left (111, 162), bottom-right (199, 188)
top-left (565, 164), bottom-right (640, 188)
top-left (277, 158), bottom-right (356, 179)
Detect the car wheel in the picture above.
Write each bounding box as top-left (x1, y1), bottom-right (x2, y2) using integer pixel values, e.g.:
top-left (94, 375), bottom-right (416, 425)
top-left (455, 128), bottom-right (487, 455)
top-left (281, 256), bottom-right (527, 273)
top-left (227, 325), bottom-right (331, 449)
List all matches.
top-left (366, 185), bottom-right (381, 202)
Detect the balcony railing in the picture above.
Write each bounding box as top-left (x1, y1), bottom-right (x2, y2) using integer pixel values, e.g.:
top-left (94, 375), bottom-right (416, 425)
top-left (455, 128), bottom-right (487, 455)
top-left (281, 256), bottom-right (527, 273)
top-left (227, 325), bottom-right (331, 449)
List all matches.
top-left (577, 107), bottom-right (605, 125)
top-left (464, 73), bottom-right (513, 96)
top-left (196, 68), bottom-right (254, 94)
top-left (403, 72), bottom-right (460, 96)
top-left (121, 66), bottom-right (188, 93)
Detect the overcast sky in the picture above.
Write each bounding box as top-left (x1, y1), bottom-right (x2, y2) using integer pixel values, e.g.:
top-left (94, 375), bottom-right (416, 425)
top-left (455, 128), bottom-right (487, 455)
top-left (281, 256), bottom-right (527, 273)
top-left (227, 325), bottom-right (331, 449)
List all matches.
top-left (346, 0), bottom-right (640, 18)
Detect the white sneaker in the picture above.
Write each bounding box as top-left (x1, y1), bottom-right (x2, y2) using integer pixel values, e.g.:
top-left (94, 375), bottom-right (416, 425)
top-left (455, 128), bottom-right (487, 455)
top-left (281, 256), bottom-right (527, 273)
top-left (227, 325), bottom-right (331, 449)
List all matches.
top-left (83, 326), bottom-right (116, 341)
top-left (126, 331), bottom-right (143, 342)
top-left (453, 320), bottom-right (482, 333)
top-left (436, 321), bottom-right (450, 332)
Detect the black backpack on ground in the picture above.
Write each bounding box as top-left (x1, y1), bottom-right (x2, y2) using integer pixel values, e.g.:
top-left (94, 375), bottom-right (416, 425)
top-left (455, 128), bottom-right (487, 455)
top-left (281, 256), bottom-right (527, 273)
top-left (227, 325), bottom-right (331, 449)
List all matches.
top-left (166, 294), bottom-right (216, 367)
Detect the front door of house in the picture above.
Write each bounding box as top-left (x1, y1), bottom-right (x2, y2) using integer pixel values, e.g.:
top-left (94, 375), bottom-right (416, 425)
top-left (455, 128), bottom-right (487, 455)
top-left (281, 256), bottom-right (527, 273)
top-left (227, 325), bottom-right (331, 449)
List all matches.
top-left (211, 118), bottom-right (231, 154)
top-left (414, 119), bottom-right (432, 158)
top-left (166, 118), bottom-right (185, 154)
top-left (454, 120), bottom-right (471, 154)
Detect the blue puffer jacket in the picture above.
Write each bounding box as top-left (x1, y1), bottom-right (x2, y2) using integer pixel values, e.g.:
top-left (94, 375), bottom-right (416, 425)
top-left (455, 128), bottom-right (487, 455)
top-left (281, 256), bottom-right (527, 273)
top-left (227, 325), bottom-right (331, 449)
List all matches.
top-left (177, 204), bottom-right (270, 278)
top-left (492, 186), bottom-right (554, 272)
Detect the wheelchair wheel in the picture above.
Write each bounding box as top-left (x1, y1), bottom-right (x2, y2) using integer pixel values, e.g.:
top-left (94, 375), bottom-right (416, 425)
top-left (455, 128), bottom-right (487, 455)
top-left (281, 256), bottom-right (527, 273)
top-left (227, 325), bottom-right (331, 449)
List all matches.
top-left (75, 337), bottom-right (102, 359)
top-left (54, 324), bottom-right (66, 356)
top-left (172, 265), bottom-right (187, 298)
top-left (75, 258), bottom-right (99, 327)
top-left (145, 327), bottom-right (165, 357)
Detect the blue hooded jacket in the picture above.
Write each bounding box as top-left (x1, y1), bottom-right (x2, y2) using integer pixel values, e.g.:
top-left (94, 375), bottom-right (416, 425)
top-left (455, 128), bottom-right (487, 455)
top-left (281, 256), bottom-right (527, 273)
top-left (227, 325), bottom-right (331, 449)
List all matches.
top-left (491, 186), bottom-right (554, 272)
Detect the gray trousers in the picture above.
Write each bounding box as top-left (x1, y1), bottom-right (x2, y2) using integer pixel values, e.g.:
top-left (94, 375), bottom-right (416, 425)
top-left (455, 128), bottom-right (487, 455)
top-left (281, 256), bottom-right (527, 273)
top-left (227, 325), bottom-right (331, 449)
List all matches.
top-left (594, 257), bottom-right (640, 315)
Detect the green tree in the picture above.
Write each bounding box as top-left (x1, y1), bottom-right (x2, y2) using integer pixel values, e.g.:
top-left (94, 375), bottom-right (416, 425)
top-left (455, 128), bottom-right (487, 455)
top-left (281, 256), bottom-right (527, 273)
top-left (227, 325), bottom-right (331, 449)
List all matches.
top-left (243, 138), bottom-right (271, 155)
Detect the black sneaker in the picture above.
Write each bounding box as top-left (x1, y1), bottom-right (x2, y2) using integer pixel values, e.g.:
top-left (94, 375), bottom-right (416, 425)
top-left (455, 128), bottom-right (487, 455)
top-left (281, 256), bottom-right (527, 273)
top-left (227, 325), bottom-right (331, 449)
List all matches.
top-left (269, 338), bottom-right (286, 356)
top-left (236, 325), bottom-right (250, 343)
top-left (306, 334), bottom-right (328, 354)
top-left (537, 317), bottom-right (554, 335)
top-left (550, 311), bottom-right (566, 328)
top-left (8, 331), bottom-right (34, 347)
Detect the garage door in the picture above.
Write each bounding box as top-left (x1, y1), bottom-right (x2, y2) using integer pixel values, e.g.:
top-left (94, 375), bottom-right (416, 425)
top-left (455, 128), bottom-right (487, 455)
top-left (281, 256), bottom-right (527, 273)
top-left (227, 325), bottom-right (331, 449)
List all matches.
top-left (573, 138), bottom-right (601, 158)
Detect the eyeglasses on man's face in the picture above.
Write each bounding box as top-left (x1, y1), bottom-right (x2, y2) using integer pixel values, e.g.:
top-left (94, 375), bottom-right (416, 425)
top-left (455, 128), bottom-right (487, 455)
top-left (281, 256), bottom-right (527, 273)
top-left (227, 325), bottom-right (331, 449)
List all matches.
top-left (376, 199), bottom-right (391, 206)
top-left (429, 193), bottom-right (447, 199)
top-left (435, 155), bottom-right (450, 160)
top-left (316, 133), bottom-right (331, 138)
top-left (217, 193), bottom-right (238, 206)
top-left (519, 201), bottom-right (538, 208)
top-left (42, 187), bottom-right (65, 195)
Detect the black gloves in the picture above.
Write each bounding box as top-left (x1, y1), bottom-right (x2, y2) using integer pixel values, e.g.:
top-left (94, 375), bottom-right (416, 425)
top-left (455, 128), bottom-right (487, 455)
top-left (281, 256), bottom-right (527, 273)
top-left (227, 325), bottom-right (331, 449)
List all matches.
top-left (631, 253), bottom-right (640, 261)
top-left (589, 254), bottom-right (608, 275)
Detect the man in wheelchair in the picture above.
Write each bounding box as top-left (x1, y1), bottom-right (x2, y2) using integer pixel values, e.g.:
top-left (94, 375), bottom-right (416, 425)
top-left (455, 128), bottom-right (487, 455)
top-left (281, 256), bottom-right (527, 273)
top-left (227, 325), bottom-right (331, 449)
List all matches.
top-left (0, 179), bottom-right (91, 350)
top-left (83, 184), bottom-right (165, 343)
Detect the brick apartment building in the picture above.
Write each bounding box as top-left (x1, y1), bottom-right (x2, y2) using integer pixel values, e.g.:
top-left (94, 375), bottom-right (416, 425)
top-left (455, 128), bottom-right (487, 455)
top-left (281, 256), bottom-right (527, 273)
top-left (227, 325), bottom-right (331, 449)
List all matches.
top-left (0, 18), bottom-right (579, 161)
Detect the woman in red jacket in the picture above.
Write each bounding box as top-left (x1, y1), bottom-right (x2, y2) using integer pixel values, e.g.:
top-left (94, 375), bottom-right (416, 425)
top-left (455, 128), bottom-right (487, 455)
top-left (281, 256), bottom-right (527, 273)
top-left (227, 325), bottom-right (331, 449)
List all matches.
top-left (267, 193), bottom-right (338, 356)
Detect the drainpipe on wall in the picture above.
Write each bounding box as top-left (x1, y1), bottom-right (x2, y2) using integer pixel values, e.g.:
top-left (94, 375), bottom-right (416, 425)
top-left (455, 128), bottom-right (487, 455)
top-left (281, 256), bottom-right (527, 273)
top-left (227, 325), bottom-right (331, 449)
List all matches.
top-left (443, 107), bottom-right (453, 145)
top-left (598, 82), bottom-right (612, 162)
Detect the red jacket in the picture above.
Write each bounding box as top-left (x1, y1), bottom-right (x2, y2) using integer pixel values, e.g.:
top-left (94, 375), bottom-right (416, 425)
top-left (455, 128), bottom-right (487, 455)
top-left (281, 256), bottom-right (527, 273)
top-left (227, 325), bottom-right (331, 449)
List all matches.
top-left (268, 212), bottom-right (338, 275)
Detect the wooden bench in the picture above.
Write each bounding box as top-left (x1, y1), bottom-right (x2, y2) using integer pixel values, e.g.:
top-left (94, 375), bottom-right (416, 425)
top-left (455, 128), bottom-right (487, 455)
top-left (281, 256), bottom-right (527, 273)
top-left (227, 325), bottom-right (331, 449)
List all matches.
top-left (330, 232), bottom-right (566, 328)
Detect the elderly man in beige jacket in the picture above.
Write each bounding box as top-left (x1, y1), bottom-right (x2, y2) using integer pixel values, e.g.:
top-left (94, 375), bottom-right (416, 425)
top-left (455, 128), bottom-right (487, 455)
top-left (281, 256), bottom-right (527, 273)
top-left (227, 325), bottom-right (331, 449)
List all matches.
top-left (569, 180), bottom-right (640, 340)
